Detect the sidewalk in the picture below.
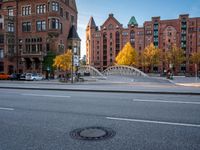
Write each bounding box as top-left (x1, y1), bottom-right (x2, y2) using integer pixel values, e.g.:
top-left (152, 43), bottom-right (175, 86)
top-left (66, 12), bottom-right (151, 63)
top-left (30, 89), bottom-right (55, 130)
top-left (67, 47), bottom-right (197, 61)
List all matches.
top-left (166, 76), bottom-right (200, 88)
top-left (0, 77), bottom-right (200, 95)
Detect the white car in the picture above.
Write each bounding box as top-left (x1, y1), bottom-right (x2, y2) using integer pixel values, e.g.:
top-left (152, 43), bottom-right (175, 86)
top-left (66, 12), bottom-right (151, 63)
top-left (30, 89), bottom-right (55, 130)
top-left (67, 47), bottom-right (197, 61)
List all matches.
top-left (26, 73), bottom-right (43, 81)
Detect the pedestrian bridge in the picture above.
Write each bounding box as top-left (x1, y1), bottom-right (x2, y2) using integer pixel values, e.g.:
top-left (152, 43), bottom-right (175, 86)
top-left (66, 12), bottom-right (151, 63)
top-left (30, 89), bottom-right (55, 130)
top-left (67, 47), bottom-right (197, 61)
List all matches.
top-left (78, 65), bottom-right (105, 77)
top-left (78, 65), bottom-right (148, 78)
top-left (103, 65), bottom-right (148, 77)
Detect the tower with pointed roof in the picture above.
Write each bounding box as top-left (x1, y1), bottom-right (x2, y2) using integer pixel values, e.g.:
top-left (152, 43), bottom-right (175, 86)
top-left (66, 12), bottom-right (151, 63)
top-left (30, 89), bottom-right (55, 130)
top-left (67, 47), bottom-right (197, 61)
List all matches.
top-left (86, 17), bottom-right (97, 65)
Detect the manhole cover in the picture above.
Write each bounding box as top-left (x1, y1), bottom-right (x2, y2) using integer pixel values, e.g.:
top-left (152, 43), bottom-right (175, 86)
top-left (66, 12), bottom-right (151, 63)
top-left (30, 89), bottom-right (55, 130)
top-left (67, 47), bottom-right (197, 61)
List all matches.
top-left (70, 127), bottom-right (116, 141)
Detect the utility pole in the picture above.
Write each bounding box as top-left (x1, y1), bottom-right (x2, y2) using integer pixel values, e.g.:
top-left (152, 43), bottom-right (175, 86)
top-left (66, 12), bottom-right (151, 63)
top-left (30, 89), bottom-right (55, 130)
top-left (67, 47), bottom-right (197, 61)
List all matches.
top-left (71, 49), bottom-right (74, 84)
top-left (16, 0), bottom-right (19, 73)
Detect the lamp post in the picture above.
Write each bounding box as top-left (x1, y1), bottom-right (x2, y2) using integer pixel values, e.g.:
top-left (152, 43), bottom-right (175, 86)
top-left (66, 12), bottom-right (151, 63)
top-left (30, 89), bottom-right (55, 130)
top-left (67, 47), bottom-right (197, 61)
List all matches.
top-left (71, 48), bottom-right (74, 84)
top-left (16, 0), bottom-right (19, 73)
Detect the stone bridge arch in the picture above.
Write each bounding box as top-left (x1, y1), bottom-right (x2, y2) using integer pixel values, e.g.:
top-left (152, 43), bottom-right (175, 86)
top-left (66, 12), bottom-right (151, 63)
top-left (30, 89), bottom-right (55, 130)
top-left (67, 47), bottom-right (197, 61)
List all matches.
top-left (102, 65), bottom-right (148, 78)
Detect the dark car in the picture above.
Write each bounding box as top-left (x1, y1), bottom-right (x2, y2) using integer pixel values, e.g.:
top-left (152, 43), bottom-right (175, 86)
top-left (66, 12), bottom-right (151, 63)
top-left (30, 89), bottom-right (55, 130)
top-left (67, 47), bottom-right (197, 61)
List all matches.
top-left (10, 73), bottom-right (22, 80)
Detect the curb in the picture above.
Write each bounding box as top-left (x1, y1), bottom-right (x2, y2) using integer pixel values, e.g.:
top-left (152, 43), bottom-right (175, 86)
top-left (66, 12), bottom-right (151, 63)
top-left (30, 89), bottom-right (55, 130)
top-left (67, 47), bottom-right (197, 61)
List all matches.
top-left (1, 86), bottom-right (200, 96)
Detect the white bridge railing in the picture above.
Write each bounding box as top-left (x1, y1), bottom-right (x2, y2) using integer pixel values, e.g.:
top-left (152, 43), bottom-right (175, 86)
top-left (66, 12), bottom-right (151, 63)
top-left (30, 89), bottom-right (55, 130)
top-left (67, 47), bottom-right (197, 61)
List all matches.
top-left (102, 65), bottom-right (148, 77)
top-left (78, 65), bottom-right (148, 78)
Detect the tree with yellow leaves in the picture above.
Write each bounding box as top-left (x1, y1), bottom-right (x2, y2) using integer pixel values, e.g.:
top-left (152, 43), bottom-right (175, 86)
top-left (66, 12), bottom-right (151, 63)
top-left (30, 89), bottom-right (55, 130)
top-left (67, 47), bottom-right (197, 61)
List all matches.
top-left (53, 50), bottom-right (72, 71)
top-left (167, 44), bottom-right (185, 74)
top-left (142, 43), bottom-right (161, 72)
top-left (190, 51), bottom-right (200, 78)
top-left (115, 42), bottom-right (138, 66)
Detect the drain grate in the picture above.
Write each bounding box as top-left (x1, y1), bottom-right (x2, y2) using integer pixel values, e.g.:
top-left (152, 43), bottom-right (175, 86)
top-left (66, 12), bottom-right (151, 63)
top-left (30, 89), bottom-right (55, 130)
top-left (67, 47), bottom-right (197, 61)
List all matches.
top-left (70, 127), bottom-right (116, 141)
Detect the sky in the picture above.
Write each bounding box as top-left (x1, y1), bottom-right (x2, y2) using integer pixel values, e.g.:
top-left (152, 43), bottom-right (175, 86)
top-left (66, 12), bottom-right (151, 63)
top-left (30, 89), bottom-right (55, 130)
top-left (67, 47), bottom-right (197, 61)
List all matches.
top-left (76, 0), bottom-right (200, 58)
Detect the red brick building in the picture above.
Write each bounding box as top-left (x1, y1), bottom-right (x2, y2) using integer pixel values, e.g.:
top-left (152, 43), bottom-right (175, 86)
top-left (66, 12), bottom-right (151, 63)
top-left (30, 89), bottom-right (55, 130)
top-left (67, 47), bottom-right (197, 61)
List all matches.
top-left (86, 14), bottom-right (200, 75)
top-left (0, 0), bottom-right (80, 74)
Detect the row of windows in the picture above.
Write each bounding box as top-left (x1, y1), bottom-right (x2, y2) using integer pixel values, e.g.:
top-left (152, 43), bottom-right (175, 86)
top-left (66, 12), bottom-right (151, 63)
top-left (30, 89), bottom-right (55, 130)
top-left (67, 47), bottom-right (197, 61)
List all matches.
top-left (8, 2), bottom-right (74, 20)
top-left (24, 44), bottom-right (42, 54)
top-left (25, 38), bottom-right (42, 43)
top-left (21, 19), bottom-right (61, 32)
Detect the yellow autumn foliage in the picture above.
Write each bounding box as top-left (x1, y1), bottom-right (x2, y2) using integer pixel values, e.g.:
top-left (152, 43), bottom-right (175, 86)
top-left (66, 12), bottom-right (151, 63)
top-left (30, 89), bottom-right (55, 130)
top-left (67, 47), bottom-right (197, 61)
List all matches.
top-left (53, 50), bottom-right (72, 71)
top-left (190, 51), bottom-right (200, 65)
top-left (115, 42), bottom-right (138, 66)
top-left (142, 43), bottom-right (161, 67)
top-left (167, 44), bottom-right (185, 68)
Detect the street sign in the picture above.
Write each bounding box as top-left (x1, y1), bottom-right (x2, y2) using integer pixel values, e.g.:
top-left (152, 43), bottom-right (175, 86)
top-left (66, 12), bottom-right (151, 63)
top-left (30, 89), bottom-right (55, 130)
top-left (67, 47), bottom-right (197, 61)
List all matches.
top-left (73, 55), bottom-right (79, 66)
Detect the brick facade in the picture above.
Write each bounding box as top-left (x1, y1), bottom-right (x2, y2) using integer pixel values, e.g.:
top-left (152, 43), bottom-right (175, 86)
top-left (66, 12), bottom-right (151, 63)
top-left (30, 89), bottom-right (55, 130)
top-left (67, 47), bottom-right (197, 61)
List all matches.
top-left (86, 14), bottom-right (200, 75)
top-left (0, 0), bottom-right (79, 74)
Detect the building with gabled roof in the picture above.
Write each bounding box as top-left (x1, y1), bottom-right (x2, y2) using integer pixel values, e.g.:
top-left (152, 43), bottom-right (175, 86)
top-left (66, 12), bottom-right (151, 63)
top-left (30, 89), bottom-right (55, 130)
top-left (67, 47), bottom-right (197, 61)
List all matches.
top-left (86, 13), bottom-right (200, 75)
top-left (0, 0), bottom-right (80, 74)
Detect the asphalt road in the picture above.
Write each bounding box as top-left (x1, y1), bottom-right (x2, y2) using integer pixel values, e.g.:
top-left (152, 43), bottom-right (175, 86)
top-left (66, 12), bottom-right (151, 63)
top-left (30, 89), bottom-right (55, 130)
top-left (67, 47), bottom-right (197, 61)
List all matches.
top-left (0, 89), bottom-right (200, 150)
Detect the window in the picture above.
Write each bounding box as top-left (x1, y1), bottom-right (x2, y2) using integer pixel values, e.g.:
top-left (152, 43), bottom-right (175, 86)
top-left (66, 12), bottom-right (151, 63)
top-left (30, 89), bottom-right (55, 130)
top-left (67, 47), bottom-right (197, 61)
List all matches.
top-left (36, 21), bottom-right (46, 31)
top-left (52, 2), bottom-right (59, 11)
top-left (60, 23), bottom-right (62, 33)
top-left (60, 7), bottom-right (63, 17)
top-left (108, 24), bottom-right (113, 30)
top-left (130, 31), bottom-right (135, 44)
top-left (8, 22), bottom-right (14, 32)
top-left (51, 19), bottom-right (59, 29)
top-left (154, 31), bottom-right (158, 36)
top-left (122, 32), bottom-right (128, 36)
top-left (22, 6), bottom-right (31, 16)
top-left (66, 11), bottom-right (69, 20)
top-left (116, 31), bottom-right (120, 51)
top-left (71, 15), bottom-right (74, 24)
top-left (8, 7), bottom-right (14, 16)
top-left (0, 48), bottom-right (3, 59)
top-left (65, 0), bottom-right (69, 5)
top-left (0, 23), bottom-right (3, 30)
top-left (146, 30), bottom-right (152, 35)
top-left (36, 4), bottom-right (46, 14)
top-left (0, 35), bottom-right (4, 43)
top-left (22, 22), bottom-right (31, 32)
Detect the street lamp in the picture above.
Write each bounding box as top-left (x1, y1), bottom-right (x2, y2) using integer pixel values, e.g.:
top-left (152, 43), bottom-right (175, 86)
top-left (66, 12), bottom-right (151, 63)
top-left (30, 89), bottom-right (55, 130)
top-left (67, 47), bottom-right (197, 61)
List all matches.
top-left (16, 0), bottom-right (19, 73)
top-left (71, 48), bottom-right (74, 83)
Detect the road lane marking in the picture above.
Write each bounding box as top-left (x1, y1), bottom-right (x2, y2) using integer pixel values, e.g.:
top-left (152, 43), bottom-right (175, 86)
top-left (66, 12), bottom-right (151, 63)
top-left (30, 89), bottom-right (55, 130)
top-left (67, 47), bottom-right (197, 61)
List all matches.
top-left (0, 107), bottom-right (14, 111)
top-left (133, 99), bottom-right (200, 105)
top-left (106, 117), bottom-right (200, 128)
top-left (21, 94), bottom-right (71, 98)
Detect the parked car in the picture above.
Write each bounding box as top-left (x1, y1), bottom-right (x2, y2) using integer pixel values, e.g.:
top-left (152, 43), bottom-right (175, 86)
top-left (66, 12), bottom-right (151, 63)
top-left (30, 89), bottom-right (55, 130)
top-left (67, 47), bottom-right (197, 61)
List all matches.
top-left (0, 73), bottom-right (10, 80)
top-left (25, 73), bottom-right (43, 81)
top-left (20, 73), bottom-right (27, 80)
top-left (10, 73), bottom-right (22, 80)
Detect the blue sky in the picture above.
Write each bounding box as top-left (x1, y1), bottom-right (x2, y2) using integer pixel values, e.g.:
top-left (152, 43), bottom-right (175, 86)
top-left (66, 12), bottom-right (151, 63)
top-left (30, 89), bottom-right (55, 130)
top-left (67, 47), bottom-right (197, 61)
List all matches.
top-left (76, 0), bottom-right (200, 58)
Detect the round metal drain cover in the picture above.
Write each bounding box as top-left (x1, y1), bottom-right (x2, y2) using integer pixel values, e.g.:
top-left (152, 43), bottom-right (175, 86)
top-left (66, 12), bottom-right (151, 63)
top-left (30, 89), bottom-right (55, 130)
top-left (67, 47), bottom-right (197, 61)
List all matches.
top-left (70, 127), bottom-right (115, 141)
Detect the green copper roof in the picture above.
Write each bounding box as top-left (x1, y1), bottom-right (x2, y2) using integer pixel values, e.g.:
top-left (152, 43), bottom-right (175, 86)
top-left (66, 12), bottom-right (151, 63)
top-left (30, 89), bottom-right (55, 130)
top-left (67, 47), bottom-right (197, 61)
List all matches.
top-left (128, 16), bottom-right (138, 26)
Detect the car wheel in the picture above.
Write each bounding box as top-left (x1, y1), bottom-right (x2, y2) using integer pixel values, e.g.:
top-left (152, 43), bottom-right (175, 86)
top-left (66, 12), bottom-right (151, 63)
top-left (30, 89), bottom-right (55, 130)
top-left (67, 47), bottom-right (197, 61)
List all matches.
top-left (33, 78), bottom-right (36, 81)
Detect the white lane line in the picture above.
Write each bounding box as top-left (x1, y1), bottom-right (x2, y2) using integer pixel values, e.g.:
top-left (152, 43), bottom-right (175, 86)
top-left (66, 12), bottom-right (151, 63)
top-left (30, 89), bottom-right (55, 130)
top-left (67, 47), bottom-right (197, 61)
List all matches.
top-left (106, 117), bottom-right (200, 128)
top-left (132, 99), bottom-right (200, 105)
top-left (0, 107), bottom-right (14, 111)
top-left (21, 94), bottom-right (71, 98)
